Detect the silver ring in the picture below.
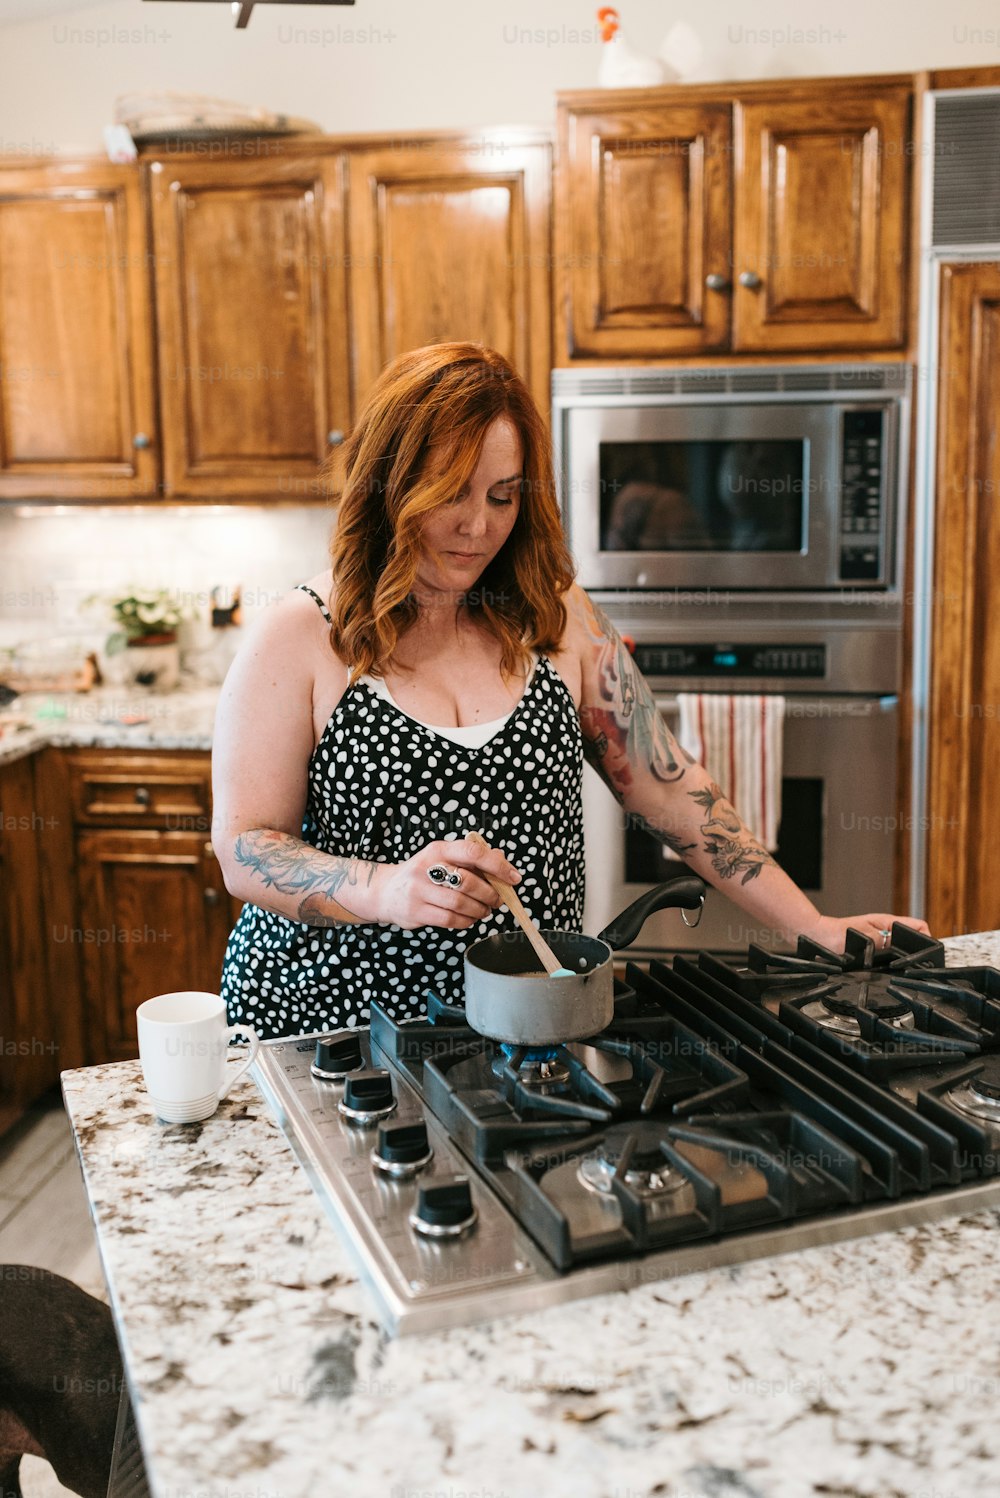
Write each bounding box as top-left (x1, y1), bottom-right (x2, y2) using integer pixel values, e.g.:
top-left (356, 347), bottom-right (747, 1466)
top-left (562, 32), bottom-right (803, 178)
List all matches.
top-left (879, 927), bottom-right (891, 948)
top-left (427, 864), bottom-right (463, 888)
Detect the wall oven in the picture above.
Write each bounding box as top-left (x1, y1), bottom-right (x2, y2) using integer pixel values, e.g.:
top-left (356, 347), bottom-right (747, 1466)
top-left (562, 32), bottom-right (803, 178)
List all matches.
top-left (580, 621), bottom-right (901, 957)
top-left (583, 696), bottom-right (899, 958)
top-left (556, 364), bottom-right (911, 957)
top-left (553, 364), bottom-right (909, 594)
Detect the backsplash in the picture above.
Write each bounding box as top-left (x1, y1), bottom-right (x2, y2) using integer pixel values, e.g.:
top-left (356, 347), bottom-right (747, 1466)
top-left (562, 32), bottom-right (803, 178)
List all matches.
top-left (0, 504), bottom-right (335, 684)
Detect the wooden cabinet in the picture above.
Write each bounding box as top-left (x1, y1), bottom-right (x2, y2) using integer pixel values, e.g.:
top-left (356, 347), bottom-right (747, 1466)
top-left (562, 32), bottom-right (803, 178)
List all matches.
top-left (734, 90), bottom-right (910, 352)
top-left (76, 829), bottom-right (233, 1061)
top-left (68, 752), bottom-right (211, 827)
top-left (557, 80), bottom-right (911, 360)
top-left (346, 135), bottom-right (552, 418)
top-left (66, 750), bottom-right (238, 1063)
top-left (925, 263), bottom-right (1000, 937)
top-left (557, 101), bottom-right (731, 358)
top-left (148, 155), bottom-right (351, 497)
top-left (0, 755), bottom-right (59, 1131)
top-left (0, 162), bottom-right (158, 498)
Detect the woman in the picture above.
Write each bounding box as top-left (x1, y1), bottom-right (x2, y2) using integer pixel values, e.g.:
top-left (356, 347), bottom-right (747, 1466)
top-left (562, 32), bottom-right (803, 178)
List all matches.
top-left (213, 342), bottom-right (928, 1040)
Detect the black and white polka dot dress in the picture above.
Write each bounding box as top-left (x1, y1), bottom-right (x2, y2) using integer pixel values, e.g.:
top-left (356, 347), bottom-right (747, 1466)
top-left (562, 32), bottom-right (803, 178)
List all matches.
top-left (220, 588), bottom-right (585, 1039)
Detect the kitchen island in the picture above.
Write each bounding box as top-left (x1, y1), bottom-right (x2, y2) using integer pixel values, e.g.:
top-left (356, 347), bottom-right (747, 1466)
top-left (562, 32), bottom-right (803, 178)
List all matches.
top-left (60, 930), bottom-right (1000, 1498)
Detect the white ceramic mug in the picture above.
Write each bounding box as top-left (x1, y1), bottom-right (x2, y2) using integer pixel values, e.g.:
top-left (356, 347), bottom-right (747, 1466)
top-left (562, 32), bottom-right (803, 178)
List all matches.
top-left (137, 991), bottom-right (259, 1124)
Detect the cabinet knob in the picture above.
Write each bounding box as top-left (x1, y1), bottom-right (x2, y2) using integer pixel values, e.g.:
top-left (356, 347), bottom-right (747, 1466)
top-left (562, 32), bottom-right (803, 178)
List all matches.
top-left (132, 433), bottom-right (151, 450)
top-left (134, 786), bottom-right (151, 807)
top-left (738, 270), bottom-right (762, 291)
top-left (326, 429), bottom-right (345, 447)
top-left (203, 887), bottom-right (221, 907)
top-left (705, 273), bottom-right (730, 293)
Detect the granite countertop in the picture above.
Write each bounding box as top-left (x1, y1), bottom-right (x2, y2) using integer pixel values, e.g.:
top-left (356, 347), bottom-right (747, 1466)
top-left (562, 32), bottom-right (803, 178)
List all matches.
top-left (60, 930), bottom-right (1000, 1498)
top-left (0, 684), bottom-right (219, 766)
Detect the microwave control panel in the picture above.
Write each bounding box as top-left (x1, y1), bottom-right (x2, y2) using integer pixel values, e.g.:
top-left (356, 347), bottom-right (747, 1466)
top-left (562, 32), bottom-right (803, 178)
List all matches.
top-left (839, 409), bottom-right (886, 582)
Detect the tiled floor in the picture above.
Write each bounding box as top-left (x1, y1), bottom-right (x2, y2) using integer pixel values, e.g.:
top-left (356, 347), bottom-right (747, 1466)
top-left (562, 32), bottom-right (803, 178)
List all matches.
top-left (0, 1092), bottom-right (107, 1498)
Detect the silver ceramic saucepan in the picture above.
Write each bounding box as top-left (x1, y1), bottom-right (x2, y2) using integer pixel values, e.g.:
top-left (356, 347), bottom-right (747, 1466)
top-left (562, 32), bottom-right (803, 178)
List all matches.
top-left (463, 876), bottom-right (707, 1046)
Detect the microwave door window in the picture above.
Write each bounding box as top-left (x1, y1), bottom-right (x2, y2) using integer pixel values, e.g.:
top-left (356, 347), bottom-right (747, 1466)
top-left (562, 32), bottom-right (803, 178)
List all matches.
top-left (600, 440), bottom-right (806, 554)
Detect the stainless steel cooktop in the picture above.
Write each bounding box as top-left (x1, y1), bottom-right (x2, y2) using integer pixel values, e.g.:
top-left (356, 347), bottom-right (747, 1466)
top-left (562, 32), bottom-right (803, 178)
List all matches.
top-left (251, 930), bottom-right (1000, 1335)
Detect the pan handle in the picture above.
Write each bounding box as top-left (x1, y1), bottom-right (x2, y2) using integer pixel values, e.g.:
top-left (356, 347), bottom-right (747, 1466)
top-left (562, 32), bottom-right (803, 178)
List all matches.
top-left (597, 877), bottom-right (707, 951)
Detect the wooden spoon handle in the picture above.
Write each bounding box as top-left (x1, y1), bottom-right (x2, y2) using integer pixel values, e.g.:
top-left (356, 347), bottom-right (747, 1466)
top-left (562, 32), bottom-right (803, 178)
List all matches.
top-left (466, 831), bottom-right (564, 975)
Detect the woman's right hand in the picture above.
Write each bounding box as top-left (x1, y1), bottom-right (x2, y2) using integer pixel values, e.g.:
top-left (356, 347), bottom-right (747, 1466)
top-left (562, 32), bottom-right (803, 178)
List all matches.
top-left (367, 837), bottom-right (521, 930)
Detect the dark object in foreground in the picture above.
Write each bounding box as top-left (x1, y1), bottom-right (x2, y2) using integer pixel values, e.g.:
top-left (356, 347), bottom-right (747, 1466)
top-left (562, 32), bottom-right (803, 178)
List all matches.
top-left (0, 1265), bottom-right (125, 1498)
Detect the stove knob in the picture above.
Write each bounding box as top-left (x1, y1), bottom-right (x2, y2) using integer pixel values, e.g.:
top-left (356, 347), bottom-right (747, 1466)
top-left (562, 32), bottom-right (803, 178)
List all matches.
top-left (337, 1069), bottom-right (397, 1125)
top-left (408, 1176), bottom-right (478, 1239)
top-left (311, 1031), bottom-right (364, 1080)
top-left (371, 1121), bottom-right (434, 1178)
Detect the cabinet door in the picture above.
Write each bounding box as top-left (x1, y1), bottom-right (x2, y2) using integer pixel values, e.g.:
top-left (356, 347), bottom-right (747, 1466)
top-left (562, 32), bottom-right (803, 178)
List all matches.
top-left (734, 88), bottom-right (910, 351)
top-left (149, 155), bottom-right (351, 497)
top-left (0, 163), bottom-right (157, 498)
top-left (557, 101), bottom-right (732, 358)
top-left (0, 757), bottom-right (59, 1132)
top-left (926, 263), bottom-right (1000, 936)
top-left (347, 138), bottom-right (552, 418)
top-left (76, 830), bottom-right (233, 1062)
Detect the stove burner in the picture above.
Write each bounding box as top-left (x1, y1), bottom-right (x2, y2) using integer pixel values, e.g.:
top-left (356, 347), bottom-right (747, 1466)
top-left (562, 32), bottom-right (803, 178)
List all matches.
top-left (822, 985), bottom-right (910, 1020)
top-left (494, 1044), bottom-right (571, 1090)
top-left (801, 978), bottom-right (917, 1037)
top-left (510, 1057), bottom-right (571, 1089)
top-left (946, 1067), bottom-right (1000, 1123)
top-left (578, 1121), bottom-right (687, 1198)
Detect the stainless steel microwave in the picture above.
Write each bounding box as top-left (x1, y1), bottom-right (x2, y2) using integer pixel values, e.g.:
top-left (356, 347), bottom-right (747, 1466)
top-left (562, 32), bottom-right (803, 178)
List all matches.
top-left (552, 366), bottom-right (911, 593)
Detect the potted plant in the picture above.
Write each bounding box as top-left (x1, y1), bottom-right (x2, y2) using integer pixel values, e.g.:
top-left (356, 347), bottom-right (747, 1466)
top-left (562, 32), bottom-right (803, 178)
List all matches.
top-left (92, 589), bottom-right (194, 692)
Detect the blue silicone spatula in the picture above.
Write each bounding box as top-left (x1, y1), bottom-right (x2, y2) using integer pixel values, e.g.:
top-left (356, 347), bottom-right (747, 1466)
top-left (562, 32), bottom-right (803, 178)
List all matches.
top-left (466, 830), bottom-right (574, 977)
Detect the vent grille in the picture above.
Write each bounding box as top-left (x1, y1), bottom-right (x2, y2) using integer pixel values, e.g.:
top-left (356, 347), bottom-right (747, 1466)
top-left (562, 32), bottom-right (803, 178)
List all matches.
top-left (552, 366), bottom-right (910, 400)
top-left (932, 93), bottom-right (1000, 246)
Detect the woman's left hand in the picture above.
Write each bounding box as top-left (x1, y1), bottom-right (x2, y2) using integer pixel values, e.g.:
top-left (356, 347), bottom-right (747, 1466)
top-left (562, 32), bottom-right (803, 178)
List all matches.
top-left (808, 912), bottom-right (931, 954)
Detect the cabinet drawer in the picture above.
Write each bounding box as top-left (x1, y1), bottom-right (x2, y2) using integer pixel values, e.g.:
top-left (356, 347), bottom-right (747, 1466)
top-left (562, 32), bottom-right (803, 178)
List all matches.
top-left (68, 753), bottom-right (211, 829)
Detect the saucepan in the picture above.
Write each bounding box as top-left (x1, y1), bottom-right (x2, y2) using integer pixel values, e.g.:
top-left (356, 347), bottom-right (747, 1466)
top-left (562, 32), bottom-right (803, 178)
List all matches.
top-left (463, 876), bottom-right (707, 1046)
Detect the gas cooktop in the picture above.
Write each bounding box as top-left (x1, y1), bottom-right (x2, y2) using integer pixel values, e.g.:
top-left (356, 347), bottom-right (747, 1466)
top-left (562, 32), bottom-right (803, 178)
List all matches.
top-left (251, 926), bottom-right (1000, 1334)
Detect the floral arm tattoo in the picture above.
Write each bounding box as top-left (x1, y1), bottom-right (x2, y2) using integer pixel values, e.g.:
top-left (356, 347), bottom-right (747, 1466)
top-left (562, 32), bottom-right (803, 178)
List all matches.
top-left (576, 595), bottom-right (776, 884)
top-left (688, 782), bottom-right (776, 886)
top-left (233, 828), bottom-right (373, 925)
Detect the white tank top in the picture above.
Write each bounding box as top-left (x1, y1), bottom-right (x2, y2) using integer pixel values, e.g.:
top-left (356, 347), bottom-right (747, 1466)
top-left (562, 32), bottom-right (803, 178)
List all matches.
top-left (357, 655), bottom-right (539, 749)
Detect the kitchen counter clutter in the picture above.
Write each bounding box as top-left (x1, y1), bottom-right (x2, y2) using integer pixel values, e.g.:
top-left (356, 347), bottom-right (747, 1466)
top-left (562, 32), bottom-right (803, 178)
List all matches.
top-left (61, 930), bottom-right (1000, 1498)
top-left (0, 683), bottom-right (218, 766)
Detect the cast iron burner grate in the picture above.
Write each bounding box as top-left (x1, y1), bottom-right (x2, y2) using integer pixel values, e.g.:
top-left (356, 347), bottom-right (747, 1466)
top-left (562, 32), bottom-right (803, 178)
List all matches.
top-left (686, 924), bottom-right (1000, 1074)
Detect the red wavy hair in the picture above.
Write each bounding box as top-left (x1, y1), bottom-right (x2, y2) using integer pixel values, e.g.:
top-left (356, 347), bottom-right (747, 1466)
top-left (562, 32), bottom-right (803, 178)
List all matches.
top-left (327, 342), bottom-right (575, 682)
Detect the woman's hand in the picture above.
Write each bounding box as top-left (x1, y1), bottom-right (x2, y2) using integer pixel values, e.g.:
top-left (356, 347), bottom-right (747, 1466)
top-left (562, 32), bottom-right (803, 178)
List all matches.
top-left (367, 837), bottom-right (522, 931)
top-left (805, 912), bottom-right (932, 955)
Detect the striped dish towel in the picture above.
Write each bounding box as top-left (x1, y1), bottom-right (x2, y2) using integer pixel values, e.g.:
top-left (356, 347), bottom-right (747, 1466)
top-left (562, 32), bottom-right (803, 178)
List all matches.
top-left (672, 694), bottom-right (786, 854)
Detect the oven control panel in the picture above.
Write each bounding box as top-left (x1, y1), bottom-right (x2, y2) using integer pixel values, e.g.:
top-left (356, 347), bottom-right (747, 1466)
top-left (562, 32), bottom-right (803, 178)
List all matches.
top-left (632, 642), bottom-right (826, 679)
top-left (839, 408), bottom-right (886, 583)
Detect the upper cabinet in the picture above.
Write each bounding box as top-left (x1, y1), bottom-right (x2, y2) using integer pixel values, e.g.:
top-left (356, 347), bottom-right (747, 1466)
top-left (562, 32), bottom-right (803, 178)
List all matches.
top-left (734, 88), bottom-right (911, 352)
top-left (556, 80), bottom-right (911, 360)
top-left (556, 101), bottom-right (731, 357)
top-left (0, 82), bottom-right (920, 499)
top-left (345, 136), bottom-right (552, 418)
top-left (0, 134), bottom-right (551, 501)
top-left (148, 155), bottom-right (351, 497)
top-left (0, 162), bottom-right (158, 498)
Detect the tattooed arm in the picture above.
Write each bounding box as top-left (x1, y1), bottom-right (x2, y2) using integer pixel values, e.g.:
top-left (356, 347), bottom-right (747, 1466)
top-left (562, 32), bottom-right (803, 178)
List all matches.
top-left (568, 586), bottom-right (828, 943)
top-left (230, 829), bottom-right (374, 926)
